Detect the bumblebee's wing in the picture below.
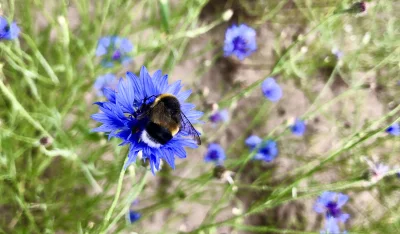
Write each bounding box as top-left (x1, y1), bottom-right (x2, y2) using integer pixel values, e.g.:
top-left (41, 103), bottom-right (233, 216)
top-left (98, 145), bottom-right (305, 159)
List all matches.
top-left (179, 112), bottom-right (201, 145)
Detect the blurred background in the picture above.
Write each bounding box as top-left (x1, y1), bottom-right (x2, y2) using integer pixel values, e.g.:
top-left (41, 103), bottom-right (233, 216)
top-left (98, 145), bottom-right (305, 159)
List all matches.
top-left (0, 0), bottom-right (399, 233)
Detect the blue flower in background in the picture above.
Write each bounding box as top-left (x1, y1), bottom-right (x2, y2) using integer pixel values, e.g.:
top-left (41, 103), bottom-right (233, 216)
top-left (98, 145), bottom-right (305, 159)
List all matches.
top-left (223, 24), bottom-right (257, 60)
top-left (209, 109), bottom-right (229, 124)
top-left (92, 66), bottom-right (203, 174)
top-left (0, 16), bottom-right (20, 40)
top-left (386, 123), bottom-right (400, 136)
top-left (126, 211), bottom-right (141, 224)
top-left (262, 77), bottom-right (282, 102)
top-left (291, 118), bottom-right (306, 136)
top-left (93, 74), bottom-right (118, 96)
top-left (320, 217), bottom-right (347, 234)
top-left (204, 143), bottom-right (226, 165)
top-left (245, 135), bottom-right (278, 162)
top-left (314, 191), bottom-right (350, 224)
top-left (96, 36), bottom-right (133, 67)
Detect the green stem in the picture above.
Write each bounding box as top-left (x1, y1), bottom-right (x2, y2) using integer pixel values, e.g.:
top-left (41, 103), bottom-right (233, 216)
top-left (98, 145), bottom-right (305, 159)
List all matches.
top-left (100, 157), bottom-right (129, 233)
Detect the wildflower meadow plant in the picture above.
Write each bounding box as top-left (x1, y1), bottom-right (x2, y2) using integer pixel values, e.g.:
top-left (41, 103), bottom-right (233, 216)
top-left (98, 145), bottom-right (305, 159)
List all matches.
top-left (91, 66), bottom-right (203, 174)
top-left (96, 36), bottom-right (133, 67)
top-left (386, 123), bottom-right (400, 136)
top-left (262, 77), bottom-right (282, 102)
top-left (126, 211), bottom-right (141, 224)
top-left (204, 143), bottom-right (226, 165)
top-left (0, 16), bottom-right (20, 40)
top-left (223, 24), bottom-right (257, 60)
top-left (209, 109), bottom-right (229, 124)
top-left (290, 118), bottom-right (306, 136)
top-left (314, 191), bottom-right (350, 225)
top-left (245, 135), bottom-right (279, 162)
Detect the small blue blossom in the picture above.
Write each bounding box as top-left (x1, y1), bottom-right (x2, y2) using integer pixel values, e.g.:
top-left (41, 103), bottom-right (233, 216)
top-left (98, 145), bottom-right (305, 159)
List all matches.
top-left (320, 217), bottom-right (347, 234)
top-left (96, 36), bottom-right (133, 67)
top-left (126, 211), bottom-right (141, 224)
top-left (290, 118), bottom-right (306, 136)
top-left (0, 16), bottom-right (20, 40)
top-left (245, 135), bottom-right (278, 162)
top-left (204, 143), bottom-right (226, 165)
top-left (331, 48), bottom-right (344, 59)
top-left (91, 66), bottom-right (203, 175)
top-left (314, 191), bottom-right (350, 224)
top-left (93, 74), bottom-right (118, 96)
top-left (386, 123), bottom-right (400, 136)
top-left (209, 109), bottom-right (229, 124)
top-left (262, 77), bottom-right (282, 102)
top-left (223, 24), bottom-right (257, 60)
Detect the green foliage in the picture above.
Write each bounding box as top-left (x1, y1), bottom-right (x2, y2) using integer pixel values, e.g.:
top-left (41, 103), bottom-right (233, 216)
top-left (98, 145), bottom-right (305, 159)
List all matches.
top-left (0, 0), bottom-right (399, 233)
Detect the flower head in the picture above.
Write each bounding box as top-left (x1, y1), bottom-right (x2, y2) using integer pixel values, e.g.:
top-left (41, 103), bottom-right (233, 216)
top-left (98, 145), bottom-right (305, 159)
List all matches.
top-left (0, 16), bottom-right (20, 40)
top-left (93, 74), bottom-right (118, 96)
top-left (262, 77), bottom-right (282, 102)
top-left (223, 24), bottom-right (257, 60)
top-left (126, 211), bottom-right (141, 224)
top-left (386, 123), bottom-right (400, 136)
top-left (314, 191), bottom-right (350, 224)
top-left (91, 66), bottom-right (203, 174)
top-left (96, 36), bottom-right (133, 67)
top-left (204, 143), bottom-right (226, 165)
top-left (290, 118), bottom-right (306, 136)
top-left (209, 109), bottom-right (229, 124)
top-left (245, 135), bottom-right (278, 162)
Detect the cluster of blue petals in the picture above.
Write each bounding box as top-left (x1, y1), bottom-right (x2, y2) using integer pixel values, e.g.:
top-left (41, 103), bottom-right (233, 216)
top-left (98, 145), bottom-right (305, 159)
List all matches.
top-left (91, 66), bottom-right (203, 174)
top-left (386, 123), bottom-right (400, 136)
top-left (209, 109), bottom-right (229, 124)
top-left (291, 118), bottom-right (306, 136)
top-left (96, 36), bottom-right (133, 67)
top-left (245, 135), bottom-right (278, 162)
top-left (204, 143), bottom-right (226, 165)
top-left (314, 191), bottom-right (350, 233)
top-left (262, 77), bottom-right (282, 102)
top-left (223, 24), bottom-right (257, 60)
top-left (0, 16), bottom-right (20, 40)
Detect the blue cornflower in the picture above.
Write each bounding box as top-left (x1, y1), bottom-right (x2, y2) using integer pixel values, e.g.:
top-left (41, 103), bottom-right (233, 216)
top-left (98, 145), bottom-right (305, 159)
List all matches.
top-left (96, 36), bottom-right (133, 67)
top-left (386, 123), bottom-right (400, 136)
top-left (262, 77), bottom-right (282, 102)
top-left (320, 217), bottom-right (348, 234)
top-left (93, 74), bottom-right (118, 96)
top-left (314, 191), bottom-right (350, 224)
top-left (204, 143), bottom-right (226, 165)
top-left (126, 211), bottom-right (141, 224)
top-left (245, 135), bottom-right (278, 162)
top-left (209, 109), bottom-right (229, 124)
top-left (0, 16), bottom-right (20, 40)
top-left (223, 24), bottom-right (257, 60)
top-left (91, 66), bottom-right (203, 174)
top-left (290, 118), bottom-right (306, 136)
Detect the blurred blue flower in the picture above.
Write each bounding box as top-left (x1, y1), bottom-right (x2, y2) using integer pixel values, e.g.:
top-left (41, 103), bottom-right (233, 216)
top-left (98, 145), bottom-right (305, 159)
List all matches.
top-left (262, 77), bottom-right (282, 102)
top-left (92, 66), bottom-right (203, 174)
top-left (96, 36), bottom-right (133, 67)
top-left (386, 123), bottom-right (400, 136)
top-left (93, 74), bottom-right (118, 96)
top-left (209, 109), bottom-right (229, 124)
top-left (126, 211), bottom-right (141, 224)
top-left (0, 16), bottom-right (20, 40)
top-left (320, 217), bottom-right (347, 234)
top-left (223, 24), bottom-right (257, 60)
top-left (291, 118), bottom-right (306, 136)
top-left (245, 135), bottom-right (278, 162)
top-left (204, 143), bottom-right (226, 165)
top-left (314, 191), bottom-right (350, 224)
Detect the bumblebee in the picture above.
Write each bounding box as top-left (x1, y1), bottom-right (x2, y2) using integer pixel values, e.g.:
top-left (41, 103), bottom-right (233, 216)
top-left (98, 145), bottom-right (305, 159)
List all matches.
top-left (136, 94), bottom-right (201, 148)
